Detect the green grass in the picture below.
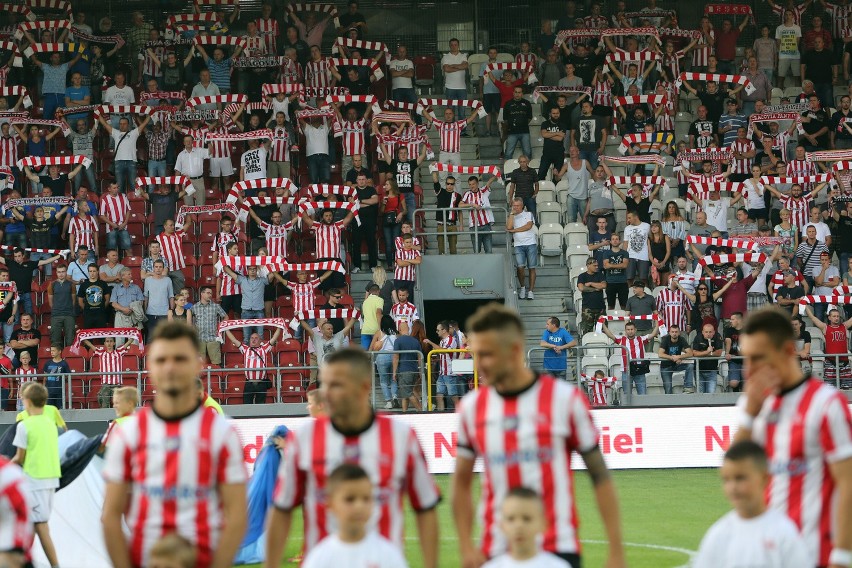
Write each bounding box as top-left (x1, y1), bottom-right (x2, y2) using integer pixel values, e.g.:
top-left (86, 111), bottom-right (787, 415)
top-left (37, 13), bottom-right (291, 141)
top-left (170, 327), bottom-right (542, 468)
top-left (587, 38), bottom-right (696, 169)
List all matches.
top-left (244, 468), bottom-right (728, 568)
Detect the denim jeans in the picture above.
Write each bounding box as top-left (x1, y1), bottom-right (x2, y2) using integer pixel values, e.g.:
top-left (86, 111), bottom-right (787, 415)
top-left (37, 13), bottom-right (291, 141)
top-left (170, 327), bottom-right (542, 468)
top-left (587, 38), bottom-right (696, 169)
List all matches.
top-left (393, 88), bottom-right (421, 124)
top-left (578, 149), bottom-right (599, 170)
top-left (2, 321), bottom-right (13, 342)
top-left (17, 293), bottom-right (32, 320)
top-left (106, 229), bottom-right (132, 252)
top-left (505, 133), bottom-right (532, 159)
top-left (403, 192), bottom-right (417, 224)
top-left (360, 334), bottom-right (372, 350)
top-left (470, 223), bottom-right (493, 253)
top-left (622, 372), bottom-right (647, 395)
top-left (307, 153), bottom-right (331, 183)
top-left (383, 223), bottom-right (402, 266)
top-left (45, 378), bottom-right (63, 408)
top-left (727, 360), bottom-right (743, 389)
top-left (565, 197), bottom-right (587, 223)
top-left (717, 60), bottom-right (735, 75)
top-left (28, 251), bottom-right (51, 277)
top-left (42, 93), bottom-right (64, 119)
top-left (73, 164), bottom-right (96, 193)
top-left (661, 363), bottom-right (694, 394)
top-left (293, 318), bottom-right (315, 341)
top-left (522, 196), bottom-right (537, 220)
top-left (376, 353), bottom-right (397, 402)
top-left (4, 232), bottom-right (26, 249)
top-left (699, 370), bottom-right (717, 393)
top-left (760, 68), bottom-right (774, 85)
top-left (115, 160), bottom-right (136, 194)
top-left (444, 88), bottom-right (468, 119)
top-left (241, 308), bottom-right (266, 341)
top-left (147, 159), bottom-right (167, 189)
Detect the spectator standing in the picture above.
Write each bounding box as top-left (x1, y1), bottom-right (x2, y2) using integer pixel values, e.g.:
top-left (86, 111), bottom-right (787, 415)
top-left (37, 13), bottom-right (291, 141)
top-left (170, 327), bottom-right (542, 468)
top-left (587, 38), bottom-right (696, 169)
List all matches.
top-left (539, 316), bottom-right (576, 380)
top-left (192, 286), bottom-right (228, 366)
top-left (143, 260), bottom-right (174, 336)
top-left (389, 45), bottom-right (416, 107)
top-left (173, 135), bottom-right (209, 206)
top-left (795, 225), bottom-right (830, 288)
top-left (586, 166), bottom-right (615, 234)
top-left (658, 324), bottom-right (695, 394)
top-left (691, 323), bottom-right (723, 393)
top-left (64, 119), bottom-right (98, 192)
top-left (724, 312), bottom-right (745, 391)
top-left (225, 328), bottom-right (283, 403)
top-left (625, 281), bottom-right (656, 334)
top-left (97, 114), bottom-right (150, 195)
top-left (99, 182), bottom-right (131, 257)
top-left (111, 268), bottom-right (144, 339)
top-left (801, 38), bottom-right (835, 112)
top-left (78, 264), bottom-right (111, 329)
top-left (459, 176), bottom-right (496, 253)
top-left (432, 174), bottom-right (461, 255)
top-left (301, 116), bottom-right (331, 184)
top-left (222, 265), bottom-right (267, 340)
top-left (502, 86), bottom-right (533, 160)
top-left (812, 251), bottom-right (841, 321)
top-left (775, 11), bottom-right (802, 88)
top-left (46, 266), bottom-right (74, 348)
top-left (711, 264), bottom-right (762, 326)
top-left (441, 38), bottom-right (469, 120)
top-left (386, 145), bottom-right (426, 225)
top-left (753, 25), bottom-right (778, 85)
top-left (155, 218), bottom-right (192, 295)
top-left (715, 17), bottom-right (750, 74)
top-left (9, 313), bottom-right (39, 367)
top-left (29, 51), bottom-right (83, 119)
top-left (479, 47), bottom-right (501, 136)
top-left (301, 208), bottom-right (355, 291)
top-left (392, 322), bottom-right (423, 412)
top-left (302, 318), bottom-right (356, 365)
top-left (99, 250), bottom-right (126, 293)
top-left (394, 234), bottom-right (421, 298)
top-left (602, 319), bottom-right (659, 396)
top-left (577, 257), bottom-right (607, 336)
top-left (0, 249), bottom-right (59, 319)
top-left (506, 156), bottom-right (539, 219)
top-left (832, 96), bottom-right (852, 150)
top-left (623, 212), bottom-right (651, 285)
top-left (507, 198), bottom-right (537, 300)
top-left (83, 338), bottom-right (131, 408)
top-left (351, 173), bottom-right (379, 273)
top-left (423, 107), bottom-right (477, 174)
top-left (41, 345), bottom-right (70, 408)
top-left (602, 234), bottom-right (629, 310)
top-left (360, 284), bottom-right (384, 351)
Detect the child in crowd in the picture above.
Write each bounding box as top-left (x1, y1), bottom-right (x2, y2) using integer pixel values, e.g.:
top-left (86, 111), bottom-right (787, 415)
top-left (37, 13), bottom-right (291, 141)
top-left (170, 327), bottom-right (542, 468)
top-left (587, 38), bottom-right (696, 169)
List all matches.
top-left (306, 387), bottom-right (325, 417)
top-left (101, 386), bottom-right (138, 450)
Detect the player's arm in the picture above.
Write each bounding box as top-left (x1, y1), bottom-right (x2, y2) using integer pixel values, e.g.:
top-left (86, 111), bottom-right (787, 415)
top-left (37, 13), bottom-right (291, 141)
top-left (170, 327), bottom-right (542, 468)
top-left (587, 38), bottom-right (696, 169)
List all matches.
top-left (415, 508), bottom-right (439, 568)
top-left (580, 446), bottom-right (626, 567)
top-left (263, 508), bottom-right (293, 568)
top-left (211, 482), bottom-right (247, 568)
top-left (102, 481), bottom-right (133, 568)
top-left (452, 453), bottom-right (485, 568)
top-left (828, 458), bottom-right (852, 568)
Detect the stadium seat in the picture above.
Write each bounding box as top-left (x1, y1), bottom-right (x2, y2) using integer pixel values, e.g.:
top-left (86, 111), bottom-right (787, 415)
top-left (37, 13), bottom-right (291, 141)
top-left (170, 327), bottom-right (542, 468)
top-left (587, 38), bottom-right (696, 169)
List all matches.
top-left (566, 244), bottom-right (591, 269)
top-left (538, 223), bottom-right (564, 263)
top-left (537, 202), bottom-right (562, 225)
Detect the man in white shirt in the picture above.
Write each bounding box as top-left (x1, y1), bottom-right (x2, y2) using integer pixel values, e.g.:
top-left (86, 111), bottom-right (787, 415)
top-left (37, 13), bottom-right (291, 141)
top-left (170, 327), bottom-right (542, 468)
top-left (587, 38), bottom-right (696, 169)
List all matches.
top-left (102, 71), bottom-right (135, 130)
top-left (300, 115), bottom-right (331, 184)
top-left (97, 112), bottom-right (150, 196)
top-left (506, 197), bottom-right (537, 300)
top-left (441, 38), bottom-right (469, 120)
top-left (701, 189), bottom-right (742, 237)
top-left (190, 69), bottom-right (221, 111)
top-left (801, 206), bottom-right (832, 246)
top-left (174, 134), bottom-right (210, 206)
top-left (240, 137), bottom-right (270, 182)
top-left (623, 211), bottom-right (651, 285)
top-left (389, 44), bottom-right (416, 108)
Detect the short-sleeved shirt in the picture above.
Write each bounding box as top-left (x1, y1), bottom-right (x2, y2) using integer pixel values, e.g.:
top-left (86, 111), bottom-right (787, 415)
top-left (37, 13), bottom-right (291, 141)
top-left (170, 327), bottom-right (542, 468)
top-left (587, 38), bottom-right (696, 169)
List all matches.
top-left (111, 128), bottom-right (141, 162)
top-left (391, 159), bottom-right (418, 194)
top-left (659, 335), bottom-right (690, 368)
top-left (541, 328), bottom-right (574, 372)
top-left (507, 167), bottom-right (538, 199)
top-left (603, 248), bottom-right (628, 283)
top-left (143, 276), bottom-right (173, 316)
top-left (77, 279), bottom-right (110, 311)
top-left (10, 327), bottom-right (40, 363)
top-left (625, 294), bottom-right (655, 331)
top-left (692, 333), bottom-right (723, 371)
top-left (577, 271), bottom-right (606, 310)
top-left (393, 334), bottom-right (422, 373)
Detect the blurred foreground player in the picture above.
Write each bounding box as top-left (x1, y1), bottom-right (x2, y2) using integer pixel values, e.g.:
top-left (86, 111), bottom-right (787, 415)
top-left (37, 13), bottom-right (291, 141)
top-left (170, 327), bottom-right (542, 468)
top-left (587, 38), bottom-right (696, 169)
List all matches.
top-left (0, 455), bottom-right (32, 568)
top-left (736, 307), bottom-right (852, 568)
top-left (102, 322), bottom-right (247, 568)
top-left (453, 304), bottom-right (624, 568)
top-left (694, 440), bottom-right (808, 568)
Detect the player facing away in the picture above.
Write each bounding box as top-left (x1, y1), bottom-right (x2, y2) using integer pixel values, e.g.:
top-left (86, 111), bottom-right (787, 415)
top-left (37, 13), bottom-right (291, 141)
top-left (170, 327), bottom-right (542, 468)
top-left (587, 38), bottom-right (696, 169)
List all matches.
top-left (302, 463), bottom-right (410, 568)
top-left (482, 488), bottom-right (573, 568)
top-left (694, 440), bottom-right (809, 568)
top-left (453, 304), bottom-right (625, 568)
top-left (0, 455), bottom-right (32, 568)
top-left (264, 348), bottom-right (440, 568)
top-left (102, 322), bottom-right (248, 568)
top-left (736, 307), bottom-right (852, 568)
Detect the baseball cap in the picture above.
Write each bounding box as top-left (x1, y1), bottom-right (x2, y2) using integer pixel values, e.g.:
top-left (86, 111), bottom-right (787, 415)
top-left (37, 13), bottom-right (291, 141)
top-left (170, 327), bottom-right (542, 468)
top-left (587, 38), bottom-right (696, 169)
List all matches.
top-left (632, 280), bottom-right (646, 288)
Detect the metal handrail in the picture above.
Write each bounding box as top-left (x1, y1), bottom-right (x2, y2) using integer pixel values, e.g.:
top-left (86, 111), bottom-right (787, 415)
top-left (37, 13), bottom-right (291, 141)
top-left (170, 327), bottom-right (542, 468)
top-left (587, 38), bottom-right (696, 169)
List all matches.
top-left (526, 343), bottom-right (632, 401)
top-left (413, 205), bottom-right (511, 254)
top-left (426, 348), bottom-right (478, 411)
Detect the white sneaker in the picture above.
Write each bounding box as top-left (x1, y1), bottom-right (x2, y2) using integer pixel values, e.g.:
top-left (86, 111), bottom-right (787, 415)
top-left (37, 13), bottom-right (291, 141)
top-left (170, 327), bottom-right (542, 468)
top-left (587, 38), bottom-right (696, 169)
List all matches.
top-left (384, 400), bottom-right (394, 409)
top-left (519, 286), bottom-right (526, 299)
top-left (527, 290), bottom-right (535, 300)
top-left (351, 267), bottom-right (360, 274)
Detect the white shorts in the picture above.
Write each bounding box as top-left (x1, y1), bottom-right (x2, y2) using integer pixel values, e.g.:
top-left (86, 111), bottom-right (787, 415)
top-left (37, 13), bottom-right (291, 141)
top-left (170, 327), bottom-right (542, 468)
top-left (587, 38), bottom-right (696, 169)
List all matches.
top-left (209, 157), bottom-right (234, 177)
top-left (777, 58), bottom-right (800, 77)
top-left (29, 488), bottom-right (54, 523)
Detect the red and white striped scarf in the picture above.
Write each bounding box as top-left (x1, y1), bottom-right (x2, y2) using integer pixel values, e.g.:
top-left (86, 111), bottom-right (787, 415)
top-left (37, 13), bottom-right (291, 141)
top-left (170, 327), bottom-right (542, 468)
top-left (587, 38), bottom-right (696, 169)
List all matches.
top-left (185, 94), bottom-right (247, 109)
top-left (676, 72), bottom-right (755, 95)
top-left (287, 2), bottom-right (340, 28)
top-left (193, 34), bottom-right (247, 51)
top-left (760, 174), bottom-right (832, 185)
top-left (595, 314), bottom-right (664, 334)
top-left (14, 19), bottom-right (70, 40)
top-left (175, 203), bottom-right (238, 227)
top-left (21, 42), bottom-right (72, 58)
top-left (833, 286), bottom-right (852, 296)
top-left (0, 166), bottom-right (15, 188)
top-left (798, 295), bottom-right (852, 316)
top-left (93, 105), bottom-right (153, 120)
top-left (221, 256), bottom-right (345, 274)
top-left (194, 0), bottom-right (240, 5)
top-left (8, 117), bottom-right (62, 129)
top-left (28, 0), bottom-right (71, 15)
top-left (331, 37), bottom-right (389, 61)
top-left (56, 105), bottom-right (100, 117)
top-left (698, 253), bottom-right (767, 267)
top-left (71, 328), bottom-right (143, 355)
top-left (204, 128), bottom-right (272, 143)
top-left (750, 236), bottom-right (791, 247)
top-left (324, 93), bottom-right (380, 114)
top-left (807, 149), bottom-right (852, 163)
top-left (166, 13), bottom-right (217, 29)
top-left (0, 4), bottom-right (34, 21)
top-left (704, 3), bottom-right (755, 24)
top-left (418, 98), bottom-right (486, 119)
top-left (603, 154), bottom-right (667, 167)
top-left (304, 86), bottom-right (350, 99)
top-left (374, 109), bottom-right (415, 122)
top-left (676, 148), bottom-right (733, 170)
top-left (613, 94), bottom-right (667, 108)
top-left (0, 281), bottom-right (18, 302)
top-left (580, 374), bottom-right (620, 407)
top-left (218, 317), bottom-right (292, 338)
top-left (299, 201), bottom-right (360, 225)
top-left (70, 27), bottom-right (122, 44)
top-left (484, 61), bottom-right (537, 84)
top-left (0, 244), bottom-right (67, 257)
top-left (748, 112), bottom-right (803, 138)
top-left (306, 184), bottom-right (357, 199)
top-left (140, 91), bottom-right (186, 101)
top-left (623, 10), bottom-right (676, 21)
top-left (607, 176), bottom-right (668, 195)
top-left (236, 197), bottom-right (299, 223)
top-left (604, 50), bottom-right (660, 71)
top-left (0, 86), bottom-right (31, 108)
top-left (0, 41), bottom-right (22, 67)
top-left (532, 86), bottom-right (591, 102)
top-left (0, 111), bottom-right (28, 120)
top-left (1, 196), bottom-right (73, 214)
top-left (429, 162), bottom-right (502, 180)
top-left (262, 82), bottom-right (305, 99)
top-left (295, 107), bottom-right (335, 121)
top-left (658, 28), bottom-right (702, 40)
top-left (226, 178), bottom-right (299, 204)
top-left (688, 181), bottom-right (745, 200)
top-left (135, 176), bottom-right (193, 193)
top-left (17, 155), bottom-right (91, 170)
top-left (383, 100), bottom-right (419, 113)
top-left (617, 131), bottom-right (668, 154)
top-left (554, 29), bottom-right (603, 46)
top-left (328, 58), bottom-right (383, 80)
top-left (600, 27), bottom-right (660, 39)
top-left (685, 235), bottom-right (759, 252)
top-left (290, 308), bottom-right (361, 329)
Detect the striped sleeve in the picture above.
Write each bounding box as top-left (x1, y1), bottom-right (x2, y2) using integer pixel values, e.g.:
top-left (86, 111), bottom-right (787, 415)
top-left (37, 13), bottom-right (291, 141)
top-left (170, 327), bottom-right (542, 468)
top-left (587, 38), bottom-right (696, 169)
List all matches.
top-left (217, 421), bottom-right (248, 484)
top-left (102, 424), bottom-right (133, 483)
top-left (404, 427), bottom-right (441, 512)
top-left (0, 468), bottom-right (32, 553)
top-left (820, 392), bottom-right (852, 464)
top-left (566, 387), bottom-right (600, 453)
top-left (272, 429), bottom-right (305, 510)
top-left (455, 394), bottom-right (477, 460)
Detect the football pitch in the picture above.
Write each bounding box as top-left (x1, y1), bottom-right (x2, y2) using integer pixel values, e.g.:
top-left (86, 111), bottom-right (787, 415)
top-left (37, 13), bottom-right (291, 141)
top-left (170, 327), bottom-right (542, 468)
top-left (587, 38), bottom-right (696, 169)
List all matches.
top-left (249, 468), bottom-right (728, 567)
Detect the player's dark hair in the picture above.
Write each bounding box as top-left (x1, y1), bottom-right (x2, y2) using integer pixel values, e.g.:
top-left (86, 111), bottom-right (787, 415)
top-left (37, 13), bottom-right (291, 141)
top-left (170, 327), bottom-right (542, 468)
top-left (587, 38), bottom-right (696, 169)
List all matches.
top-left (327, 463), bottom-right (370, 492)
top-left (505, 486), bottom-right (543, 503)
top-left (324, 348), bottom-right (372, 382)
top-left (742, 307), bottom-right (794, 349)
top-left (724, 440), bottom-right (768, 470)
top-left (467, 303), bottom-right (524, 336)
top-left (150, 321), bottom-right (201, 353)
top-left (548, 316), bottom-right (561, 327)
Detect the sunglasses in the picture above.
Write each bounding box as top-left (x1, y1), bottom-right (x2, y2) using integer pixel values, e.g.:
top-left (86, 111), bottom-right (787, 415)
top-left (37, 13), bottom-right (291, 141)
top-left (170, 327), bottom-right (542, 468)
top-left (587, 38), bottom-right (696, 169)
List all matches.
top-left (446, 182), bottom-right (455, 186)
top-left (333, 295), bottom-right (343, 299)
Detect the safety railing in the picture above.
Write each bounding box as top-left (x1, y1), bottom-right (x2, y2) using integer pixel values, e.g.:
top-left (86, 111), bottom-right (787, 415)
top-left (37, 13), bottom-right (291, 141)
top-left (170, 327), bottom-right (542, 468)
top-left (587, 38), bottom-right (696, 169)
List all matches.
top-left (804, 353), bottom-right (852, 391)
top-left (413, 206), bottom-right (512, 255)
top-left (526, 344), bottom-right (632, 402)
top-left (368, 349), bottom-right (427, 411)
top-left (425, 348), bottom-right (478, 411)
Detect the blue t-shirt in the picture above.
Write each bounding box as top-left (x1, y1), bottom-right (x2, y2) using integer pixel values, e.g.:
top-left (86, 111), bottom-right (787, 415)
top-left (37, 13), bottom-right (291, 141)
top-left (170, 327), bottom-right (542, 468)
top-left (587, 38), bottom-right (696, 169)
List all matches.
top-left (393, 334), bottom-right (422, 373)
top-left (3, 209), bottom-right (24, 234)
top-left (64, 85), bottom-right (91, 122)
top-left (42, 359), bottom-right (71, 381)
top-left (541, 328), bottom-right (574, 372)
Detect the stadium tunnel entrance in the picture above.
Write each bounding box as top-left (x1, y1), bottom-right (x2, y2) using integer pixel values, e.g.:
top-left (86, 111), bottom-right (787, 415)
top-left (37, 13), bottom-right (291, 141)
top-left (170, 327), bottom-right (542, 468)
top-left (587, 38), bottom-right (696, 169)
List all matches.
top-left (422, 298), bottom-right (503, 346)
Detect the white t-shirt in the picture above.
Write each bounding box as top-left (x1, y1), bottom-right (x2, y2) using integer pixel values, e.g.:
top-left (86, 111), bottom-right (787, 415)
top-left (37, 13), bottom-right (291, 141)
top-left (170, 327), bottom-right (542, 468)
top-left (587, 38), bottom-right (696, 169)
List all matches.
top-left (241, 147), bottom-right (268, 181)
top-left (111, 128), bottom-right (141, 162)
top-left (511, 210), bottom-right (537, 247)
top-left (388, 58), bottom-right (414, 90)
top-left (743, 179), bottom-right (766, 210)
top-left (694, 509), bottom-right (809, 568)
top-left (775, 24), bottom-right (802, 59)
top-left (482, 552), bottom-right (570, 568)
top-left (302, 532), bottom-right (409, 568)
top-left (623, 222), bottom-right (650, 261)
top-left (702, 197), bottom-right (731, 233)
top-left (104, 85), bottom-right (135, 106)
top-left (814, 264), bottom-right (841, 295)
top-left (304, 121), bottom-right (330, 156)
top-left (801, 221), bottom-right (831, 242)
top-left (441, 51), bottom-right (468, 90)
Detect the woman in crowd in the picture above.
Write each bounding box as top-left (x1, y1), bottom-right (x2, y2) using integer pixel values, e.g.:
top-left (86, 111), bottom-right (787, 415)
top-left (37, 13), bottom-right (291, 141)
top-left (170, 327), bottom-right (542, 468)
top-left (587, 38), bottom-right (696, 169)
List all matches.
top-left (380, 178), bottom-right (406, 270)
top-left (661, 201), bottom-right (687, 262)
top-left (648, 221), bottom-right (672, 285)
top-left (369, 315), bottom-right (398, 409)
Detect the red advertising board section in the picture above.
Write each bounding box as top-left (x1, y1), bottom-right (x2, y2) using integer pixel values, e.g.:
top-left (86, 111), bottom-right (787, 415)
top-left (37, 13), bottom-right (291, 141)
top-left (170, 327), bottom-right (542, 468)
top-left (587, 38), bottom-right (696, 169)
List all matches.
top-left (232, 406), bottom-right (777, 474)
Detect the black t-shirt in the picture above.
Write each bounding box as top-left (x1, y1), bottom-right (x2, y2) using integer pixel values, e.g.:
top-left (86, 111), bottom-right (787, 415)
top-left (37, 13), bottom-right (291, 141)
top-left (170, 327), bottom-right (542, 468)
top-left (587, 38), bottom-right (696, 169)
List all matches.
top-left (356, 186), bottom-right (378, 220)
top-left (659, 335), bottom-right (690, 368)
top-left (832, 110), bottom-right (852, 142)
top-left (338, 12), bottom-right (366, 37)
top-left (777, 284), bottom-right (805, 305)
top-left (7, 260), bottom-right (37, 294)
top-left (603, 248), bottom-right (628, 283)
top-left (249, 204), bottom-right (276, 239)
top-left (507, 167), bottom-right (538, 199)
top-left (688, 120), bottom-right (716, 148)
top-left (24, 217), bottom-right (56, 249)
top-left (77, 279), bottom-right (110, 311)
top-left (566, 52), bottom-right (602, 86)
top-left (575, 115), bottom-right (604, 151)
top-left (836, 212), bottom-right (852, 253)
top-left (503, 99), bottom-right (533, 134)
top-left (724, 325), bottom-right (742, 356)
top-left (801, 108), bottom-right (831, 147)
top-left (801, 49), bottom-right (834, 83)
top-left (692, 333), bottom-right (723, 371)
top-left (10, 327), bottom-right (40, 363)
top-left (577, 271), bottom-right (606, 310)
top-left (345, 166), bottom-right (371, 185)
top-left (38, 174), bottom-right (68, 197)
top-left (625, 116), bottom-right (652, 134)
top-left (626, 197), bottom-right (652, 224)
top-left (391, 159), bottom-right (418, 194)
top-left (540, 118), bottom-right (566, 155)
top-left (698, 90), bottom-right (726, 123)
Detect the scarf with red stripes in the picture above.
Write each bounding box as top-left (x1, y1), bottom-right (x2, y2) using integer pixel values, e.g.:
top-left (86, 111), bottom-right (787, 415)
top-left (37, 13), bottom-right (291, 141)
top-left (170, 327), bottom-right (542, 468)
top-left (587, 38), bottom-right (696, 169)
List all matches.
top-left (807, 149), bottom-right (852, 163)
top-left (748, 112), bottom-right (803, 138)
top-left (331, 37), bottom-right (388, 61)
top-left (28, 0), bottom-right (71, 15)
top-left (698, 253), bottom-right (767, 267)
top-left (166, 13), bottom-right (217, 29)
top-left (676, 149), bottom-right (733, 171)
top-left (676, 72), bottom-right (755, 95)
top-left (607, 176), bottom-right (668, 196)
top-left (0, 86), bottom-right (31, 108)
top-left (226, 178), bottom-right (299, 204)
top-left (704, 3), bottom-right (755, 24)
top-left (140, 91), bottom-right (186, 101)
top-left (9, 118), bottom-right (62, 129)
top-left (580, 374), bottom-right (620, 407)
top-left (603, 49), bottom-right (660, 72)
top-left (192, 34), bottom-right (247, 51)
top-left (288, 2), bottom-right (340, 28)
top-left (484, 62), bottom-right (537, 84)
top-left (70, 27), bottom-right (122, 44)
top-left (262, 82), bottom-right (305, 99)
top-left (798, 295), bottom-right (852, 316)
top-left (17, 155), bottom-right (91, 170)
top-left (93, 105), bottom-right (153, 120)
top-left (759, 174), bottom-right (832, 185)
top-left (419, 98), bottom-right (487, 119)
top-left (185, 94), bottom-right (247, 109)
top-left (429, 163), bottom-right (502, 180)
top-left (0, 4), bottom-right (34, 21)
top-left (218, 318), bottom-right (292, 338)
top-left (554, 29), bottom-right (603, 46)
top-left (204, 128), bottom-right (272, 143)
top-left (135, 176), bottom-right (193, 192)
top-left (685, 235), bottom-right (759, 252)
top-left (306, 184), bottom-right (358, 199)
top-left (1, 196), bottom-right (73, 214)
top-left (0, 41), bottom-right (22, 67)
top-left (71, 328), bottom-right (143, 355)
top-left (175, 203), bottom-right (238, 228)
top-left (688, 181), bottom-right (745, 200)
top-left (304, 87), bottom-right (350, 99)
top-left (328, 58), bottom-right (383, 80)
top-left (290, 308), bottom-right (361, 329)
top-left (600, 27), bottom-right (661, 39)
top-left (325, 93), bottom-right (380, 114)
top-left (617, 131), bottom-right (670, 154)
top-left (532, 86), bottom-right (591, 102)
top-left (595, 314), bottom-right (664, 334)
top-left (299, 201), bottom-right (360, 225)
top-left (295, 107), bottom-right (335, 121)
top-left (15, 19), bottom-right (70, 40)
top-left (603, 155), bottom-right (667, 167)
top-left (221, 256), bottom-right (345, 274)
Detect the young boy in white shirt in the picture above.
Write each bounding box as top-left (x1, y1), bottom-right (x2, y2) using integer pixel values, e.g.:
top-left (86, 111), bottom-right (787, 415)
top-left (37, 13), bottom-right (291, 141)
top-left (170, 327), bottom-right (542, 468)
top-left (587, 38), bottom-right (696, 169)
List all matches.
top-left (694, 440), bottom-right (809, 568)
top-left (482, 488), bottom-right (570, 568)
top-left (302, 463), bottom-right (409, 568)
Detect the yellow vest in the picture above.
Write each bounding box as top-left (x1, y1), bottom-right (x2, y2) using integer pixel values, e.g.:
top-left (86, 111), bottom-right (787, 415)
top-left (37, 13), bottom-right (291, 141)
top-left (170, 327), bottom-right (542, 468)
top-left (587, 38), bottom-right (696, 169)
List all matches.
top-left (17, 405), bottom-right (67, 430)
top-left (203, 395), bottom-right (224, 415)
top-left (21, 414), bottom-right (61, 480)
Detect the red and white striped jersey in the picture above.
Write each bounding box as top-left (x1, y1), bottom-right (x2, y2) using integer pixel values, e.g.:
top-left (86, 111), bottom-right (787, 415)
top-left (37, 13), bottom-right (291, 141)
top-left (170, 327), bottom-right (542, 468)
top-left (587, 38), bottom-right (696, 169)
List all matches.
top-left (259, 221), bottom-right (291, 258)
top-left (305, 58), bottom-right (333, 89)
top-left (178, 126), bottom-right (209, 149)
top-left (655, 288), bottom-right (687, 330)
top-left (394, 235), bottom-right (422, 251)
top-left (102, 405), bottom-right (247, 568)
top-left (313, 221), bottom-right (344, 259)
top-left (211, 230), bottom-right (239, 255)
top-left (824, 3), bottom-right (851, 39)
top-left (93, 346), bottom-right (128, 384)
top-left (278, 59), bottom-right (303, 85)
top-left (242, 34), bottom-right (267, 57)
top-left (461, 189), bottom-right (494, 228)
top-left (99, 193), bottom-right (130, 233)
top-left (256, 16), bottom-right (279, 54)
top-left (156, 230), bottom-right (188, 271)
top-left (778, 195), bottom-right (813, 229)
top-left (692, 30), bottom-right (715, 67)
top-left (613, 334), bottom-right (651, 370)
top-left (749, 378), bottom-right (852, 566)
top-left (515, 52), bottom-right (537, 65)
top-left (239, 342), bottom-right (272, 382)
top-left (0, 457), bottom-right (31, 554)
top-left (15, 367), bottom-right (36, 384)
top-left (786, 159), bottom-right (816, 191)
top-left (771, 2), bottom-right (808, 25)
top-left (270, 126), bottom-right (290, 162)
top-left (730, 138), bottom-right (755, 174)
top-left (438, 334), bottom-right (458, 375)
top-left (592, 79), bottom-right (612, 108)
top-left (206, 125), bottom-right (233, 158)
top-left (0, 67), bottom-right (9, 89)
top-left (432, 119), bottom-right (467, 154)
top-left (770, 131), bottom-right (791, 162)
top-left (661, 51), bottom-right (687, 80)
top-left (139, 46), bottom-right (163, 77)
top-left (457, 374), bottom-right (599, 557)
top-left (273, 414), bottom-right (440, 550)
top-left (399, 124), bottom-right (425, 156)
top-left (653, 100), bottom-right (675, 132)
top-left (390, 301), bottom-right (419, 330)
top-left (583, 15), bottom-right (609, 29)
top-left (216, 262), bottom-right (241, 296)
top-left (289, 279), bottom-right (321, 312)
top-left (68, 215), bottom-right (98, 250)
top-left (0, 134), bottom-right (18, 168)
top-left (339, 118), bottom-right (367, 156)
top-left (771, 268), bottom-right (805, 299)
top-left (394, 248), bottom-right (420, 282)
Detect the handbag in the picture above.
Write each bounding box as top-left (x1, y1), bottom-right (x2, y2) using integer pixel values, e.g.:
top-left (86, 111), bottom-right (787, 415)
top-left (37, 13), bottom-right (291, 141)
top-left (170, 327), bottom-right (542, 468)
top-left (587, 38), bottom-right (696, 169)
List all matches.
top-left (629, 360), bottom-right (651, 375)
top-left (383, 211), bottom-right (399, 226)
